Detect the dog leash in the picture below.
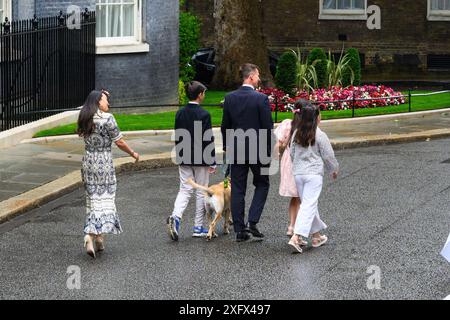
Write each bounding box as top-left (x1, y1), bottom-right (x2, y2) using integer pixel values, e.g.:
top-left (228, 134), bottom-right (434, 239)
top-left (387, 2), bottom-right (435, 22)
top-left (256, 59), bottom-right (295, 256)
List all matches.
top-left (221, 154), bottom-right (231, 188)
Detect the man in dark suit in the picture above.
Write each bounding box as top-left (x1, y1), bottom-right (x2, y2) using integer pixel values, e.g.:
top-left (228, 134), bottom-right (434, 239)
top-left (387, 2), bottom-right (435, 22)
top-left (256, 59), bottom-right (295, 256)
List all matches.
top-left (221, 63), bottom-right (274, 242)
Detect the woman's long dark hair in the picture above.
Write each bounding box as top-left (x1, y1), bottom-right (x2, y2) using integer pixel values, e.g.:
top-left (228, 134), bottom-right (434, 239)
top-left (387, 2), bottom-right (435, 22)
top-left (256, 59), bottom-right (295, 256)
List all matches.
top-left (291, 99), bottom-right (320, 147)
top-left (77, 90), bottom-right (103, 137)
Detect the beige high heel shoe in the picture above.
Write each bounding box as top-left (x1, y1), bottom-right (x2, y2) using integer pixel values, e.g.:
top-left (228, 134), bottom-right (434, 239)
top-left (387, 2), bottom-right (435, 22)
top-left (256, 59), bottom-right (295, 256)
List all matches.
top-left (95, 235), bottom-right (105, 252)
top-left (288, 237), bottom-right (303, 254)
top-left (312, 234), bottom-right (328, 248)
top-left (84, 234), bottom-right (96, 258)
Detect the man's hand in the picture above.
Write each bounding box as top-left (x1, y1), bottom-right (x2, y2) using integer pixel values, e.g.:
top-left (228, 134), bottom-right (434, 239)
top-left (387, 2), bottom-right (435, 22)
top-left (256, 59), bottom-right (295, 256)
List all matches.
top-left (332, 171), bottom-right (338, 180)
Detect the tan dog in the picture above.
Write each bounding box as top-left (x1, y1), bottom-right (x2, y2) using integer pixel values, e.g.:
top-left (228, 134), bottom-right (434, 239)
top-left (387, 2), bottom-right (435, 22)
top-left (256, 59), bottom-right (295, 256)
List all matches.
top-left (187, 178), bottom-right (232, 241)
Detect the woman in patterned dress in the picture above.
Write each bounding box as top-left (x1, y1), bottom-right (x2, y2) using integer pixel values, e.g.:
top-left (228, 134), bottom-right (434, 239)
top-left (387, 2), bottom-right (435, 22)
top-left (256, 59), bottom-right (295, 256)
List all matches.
top-left (77, 90), bottom-right (139, 258)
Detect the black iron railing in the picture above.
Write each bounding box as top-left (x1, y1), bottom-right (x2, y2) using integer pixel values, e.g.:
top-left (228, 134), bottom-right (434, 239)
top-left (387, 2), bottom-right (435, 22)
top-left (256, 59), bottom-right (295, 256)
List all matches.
top-left (272, 90), bottom-right (450, 122)
top-left (10, 91), bottom-right (450, 125)
top-left (0, 9), bottom-right (96, 131)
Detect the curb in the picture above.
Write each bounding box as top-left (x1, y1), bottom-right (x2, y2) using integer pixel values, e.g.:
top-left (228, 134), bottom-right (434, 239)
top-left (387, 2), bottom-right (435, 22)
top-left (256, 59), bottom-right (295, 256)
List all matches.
top-left (0, 152), bottom-right (175, 224)
top-left (2, 129), bottom-right (450, 224)
top-left (321, 107), bottom-right (450, 125)
top-left (0, 110), bottom-right (80, 149)
top-left (331, 128), bottom-right (450, 150)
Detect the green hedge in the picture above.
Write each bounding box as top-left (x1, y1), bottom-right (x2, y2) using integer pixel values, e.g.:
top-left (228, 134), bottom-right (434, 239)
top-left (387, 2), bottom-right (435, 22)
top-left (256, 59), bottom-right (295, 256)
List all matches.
top-left (343, 48), bottom-right (361, 87)
top-left (307, 48), bottom-right (328, 89)
top-left (179, 6), bottom-right (201, 83)
top-left (179, 80), bottom-right (188, 105)
top-left (275, 51), bottom-right (298, 95)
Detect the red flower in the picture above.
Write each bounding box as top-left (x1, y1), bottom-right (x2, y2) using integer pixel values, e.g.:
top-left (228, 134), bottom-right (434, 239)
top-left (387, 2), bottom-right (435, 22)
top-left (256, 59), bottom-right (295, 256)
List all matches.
top-left (257, 85), bottom-right (405, 112)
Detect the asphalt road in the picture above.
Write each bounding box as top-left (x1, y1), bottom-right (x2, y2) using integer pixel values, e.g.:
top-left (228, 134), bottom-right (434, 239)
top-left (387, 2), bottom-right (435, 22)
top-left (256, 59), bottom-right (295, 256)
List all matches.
top-left (1, 139), bottom-right (450, 300)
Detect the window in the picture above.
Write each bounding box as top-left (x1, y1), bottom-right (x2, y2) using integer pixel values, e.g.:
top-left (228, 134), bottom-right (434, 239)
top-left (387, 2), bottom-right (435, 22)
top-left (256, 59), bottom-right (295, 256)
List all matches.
top-left (96, 0), bottom-right (149, 54)
top-left (428, 0), bottom-right (450, 21)
top-left (431, 0), bottom-right (450, 10)
top-left (319, 0), bottom-right (367, 20)
top-left (0, 0), bottom-right (12, 23)
top-left (428, 54), bottom-right (450, 70)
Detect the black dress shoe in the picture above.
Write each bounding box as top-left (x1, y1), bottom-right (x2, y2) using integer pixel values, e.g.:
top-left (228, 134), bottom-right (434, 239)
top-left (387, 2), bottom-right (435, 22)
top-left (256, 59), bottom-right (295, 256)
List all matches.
top-left (236, 231), bottom-right (251, 242)
top-left (247, 225), bottom-right (264, 238)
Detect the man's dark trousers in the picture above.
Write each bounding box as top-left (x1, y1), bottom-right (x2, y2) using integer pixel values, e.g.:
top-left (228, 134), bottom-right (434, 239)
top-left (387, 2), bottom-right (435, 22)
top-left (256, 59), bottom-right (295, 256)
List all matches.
top-left (231, 164), bottom-right (270, 233)
top-left (221, 85), bottom-right (273, 234)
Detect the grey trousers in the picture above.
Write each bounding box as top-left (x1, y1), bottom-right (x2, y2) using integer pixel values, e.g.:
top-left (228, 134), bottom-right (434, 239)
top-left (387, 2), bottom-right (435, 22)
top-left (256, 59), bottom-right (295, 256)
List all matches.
top-left (172, 165), bottom-right (209, 227)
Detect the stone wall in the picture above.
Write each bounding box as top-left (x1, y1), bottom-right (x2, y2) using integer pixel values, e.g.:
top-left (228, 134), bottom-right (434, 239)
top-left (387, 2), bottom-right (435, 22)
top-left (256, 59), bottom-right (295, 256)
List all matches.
top-left (12, 0), bottom-right (35, 20)
top-left (24, 0), bottom-right (179, 109)
top-left (34, 0), bottom-right (95, 17)
top-left (96, 0), bottom-right (179, 108)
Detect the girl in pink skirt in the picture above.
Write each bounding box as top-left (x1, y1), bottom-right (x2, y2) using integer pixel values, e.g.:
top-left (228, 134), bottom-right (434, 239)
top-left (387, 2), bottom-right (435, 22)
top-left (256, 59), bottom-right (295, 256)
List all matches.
top-left (274, 102), bottom-right (307, 236)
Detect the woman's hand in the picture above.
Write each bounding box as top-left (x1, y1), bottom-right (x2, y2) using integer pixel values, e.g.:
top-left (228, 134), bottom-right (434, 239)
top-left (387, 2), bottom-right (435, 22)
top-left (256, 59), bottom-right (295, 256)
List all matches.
top-left (115, 139), bottom-right (139, 162)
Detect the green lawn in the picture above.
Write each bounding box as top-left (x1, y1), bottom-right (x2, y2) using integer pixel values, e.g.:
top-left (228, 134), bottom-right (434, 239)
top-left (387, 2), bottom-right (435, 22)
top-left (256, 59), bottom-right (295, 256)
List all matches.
top-left (203, 90), bottom-right (228, 105)
top-left (33, 90), bottom-right (450, 138)
top-left (275, 91), bottom-right (450, 122)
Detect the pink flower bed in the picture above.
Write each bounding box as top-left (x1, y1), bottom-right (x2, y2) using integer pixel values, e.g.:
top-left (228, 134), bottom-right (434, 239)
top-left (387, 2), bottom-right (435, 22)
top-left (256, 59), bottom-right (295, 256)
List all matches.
top-left (258, 85), bottom-right (406, 112)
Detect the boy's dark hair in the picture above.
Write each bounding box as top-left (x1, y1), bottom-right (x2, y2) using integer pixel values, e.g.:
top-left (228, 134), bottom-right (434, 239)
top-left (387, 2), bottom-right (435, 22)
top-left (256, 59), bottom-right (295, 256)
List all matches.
top-left (186, 81), bottom-right (207, 101)
top-left (291, 99), bottom-right (320, 147)
top-left (239, 63), bottom-right (259, 80)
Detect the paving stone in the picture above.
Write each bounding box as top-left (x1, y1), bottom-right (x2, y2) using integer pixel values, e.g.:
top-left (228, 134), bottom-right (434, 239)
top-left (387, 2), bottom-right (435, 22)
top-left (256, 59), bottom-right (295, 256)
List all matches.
top-left (0, 191), bottom-right (19, 202)
top-left (7, 173), bottom-right (60, 185)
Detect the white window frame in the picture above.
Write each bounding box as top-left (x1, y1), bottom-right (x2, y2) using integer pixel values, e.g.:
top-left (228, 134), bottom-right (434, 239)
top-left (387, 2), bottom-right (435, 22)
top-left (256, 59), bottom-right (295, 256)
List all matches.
top-left (428, 0), bottom-right (450, 21)
top-left (319, 0), bottom-right (368, 20)
top-left (96, 0), bottom-right (149, 55)
top-left (0, 0), bottom-right (12, 23)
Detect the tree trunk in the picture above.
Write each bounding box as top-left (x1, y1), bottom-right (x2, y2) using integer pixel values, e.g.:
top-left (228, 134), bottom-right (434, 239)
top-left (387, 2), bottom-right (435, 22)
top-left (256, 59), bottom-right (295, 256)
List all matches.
top-left (211, 0), bottom-right (272, 90)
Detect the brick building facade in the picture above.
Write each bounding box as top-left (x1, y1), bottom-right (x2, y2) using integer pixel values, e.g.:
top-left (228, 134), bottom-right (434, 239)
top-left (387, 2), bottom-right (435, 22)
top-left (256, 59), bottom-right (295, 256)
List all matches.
top-left (186, 0), bottom-right (450, 82)
top-left (7, 0), bottom-right (179, 108)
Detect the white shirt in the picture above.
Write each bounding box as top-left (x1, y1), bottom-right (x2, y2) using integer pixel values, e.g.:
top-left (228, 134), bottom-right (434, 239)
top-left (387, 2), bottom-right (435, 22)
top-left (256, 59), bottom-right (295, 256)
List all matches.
top-left (242, 84), bottom-right (255, 90)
